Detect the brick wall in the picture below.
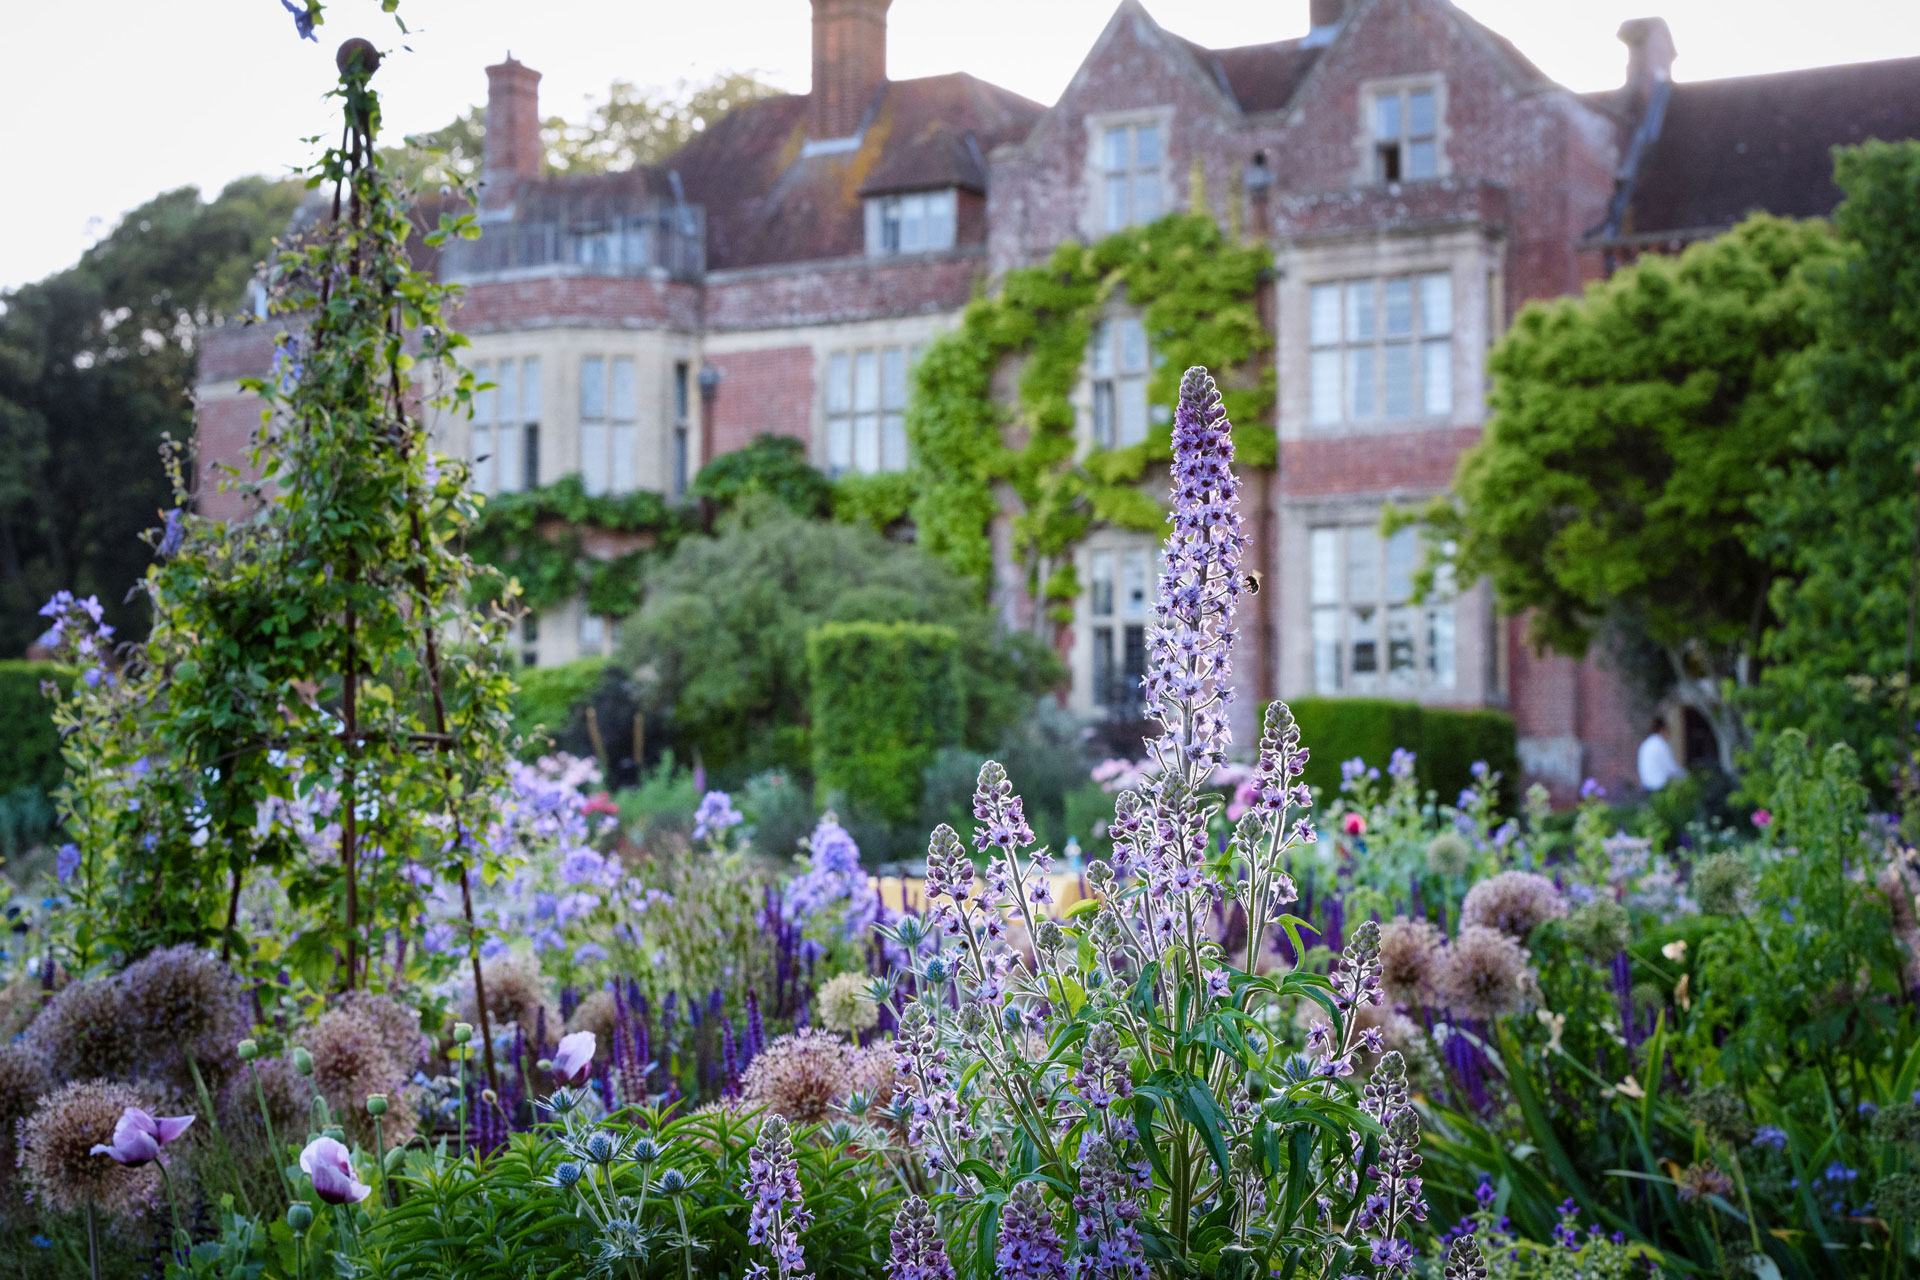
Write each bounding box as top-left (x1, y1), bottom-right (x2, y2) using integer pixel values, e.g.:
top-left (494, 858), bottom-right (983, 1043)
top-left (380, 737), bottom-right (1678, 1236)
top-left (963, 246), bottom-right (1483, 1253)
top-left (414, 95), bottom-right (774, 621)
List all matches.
top-left (703, 346), bottom-right (815, 460)
top-left (703, 252), bottom-right (980, 331)
top-left (192, 392), bottom-right (266, 523)
top-left (451, 276), bottom-right (703, 333)
top-left (1278, 426), bottom-right (1479, 497)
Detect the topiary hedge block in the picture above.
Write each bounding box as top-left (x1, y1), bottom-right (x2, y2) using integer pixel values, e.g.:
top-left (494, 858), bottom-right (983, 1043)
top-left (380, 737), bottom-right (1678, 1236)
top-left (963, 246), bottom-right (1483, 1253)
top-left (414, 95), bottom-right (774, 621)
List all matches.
top-left (0, 661), bottom-right (70, 795)
top-left (806, 621), bottom-right (962, 827)
top-left (1280, 697), bottom-right (1517, 809)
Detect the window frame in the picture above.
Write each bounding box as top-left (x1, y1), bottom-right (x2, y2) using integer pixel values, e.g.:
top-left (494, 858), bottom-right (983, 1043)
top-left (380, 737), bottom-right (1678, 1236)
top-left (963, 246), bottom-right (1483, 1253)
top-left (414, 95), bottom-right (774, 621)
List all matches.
top-left (1357, 76), bottom-right (1447, 185)
top-left (1309, 522), bottom-right (1456, 695)
top-left (578, 355), bottom-right (638, 497)
top-left (1086, 109), bottom-right (1172, 236)
top-left (470, 356), bottom-right (542, 494)
top-left (823, 343), bottom-right (916, 478)
top-left (1089, 314), bottom-right (1152, 449)
top-left (1085, 541), bottom-right (1157, 717)
top-left (864, 189), bottom-right (958, 257)
top-left (1306, 271), bottom-right (1455, 429)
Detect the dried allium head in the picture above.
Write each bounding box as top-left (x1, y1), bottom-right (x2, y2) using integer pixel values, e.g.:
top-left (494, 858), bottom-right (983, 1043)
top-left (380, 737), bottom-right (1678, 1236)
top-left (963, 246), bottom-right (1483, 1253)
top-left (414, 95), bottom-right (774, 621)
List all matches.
top-left (846, 1043), bottom-right (896, 1111)
top-left (1377, 916), bottom-right (1443, 1005)
top-left (217, 1052), bottom-right (315, 1142)
top-left (1434, 926), bottom-right (1532, 1019)
top-left (565, 989), bottom-right (619, 1044)
top-left (1564, 897), bottom-right (1631, 960)
top-left (740, 1028), bottom-right (852, 1124)
top-left (464, 953), bottom-right (560, 1040)
top-left (1458, 871), bottom-right (1566, 939)
top-left (1692, 853), bottom-right (1753, 916)
top-left (335, 992), bottom-right (426, 1076)
top-left (116, 945), bottom-right (249, 1090)
top-left (307, 1006), bottom-right (416, 1147)
top-left (1686, 1084), bottom-right (1751, 1146)
top-left (19, 1079), bottom-right (161, 1216)
top-left (25, 976), bottom-right (138, 1083)
top-left (1877, 860), bottom-right (1920, 934)
top-left (816, 971), bottom-right (878, 1036)
top-left (0, 1042), bottom-right (50, 1193)
top-left (1675, 1160), bottom-right (1733, 1203)
top-left (1425, 832), bottom-right (1474, 879)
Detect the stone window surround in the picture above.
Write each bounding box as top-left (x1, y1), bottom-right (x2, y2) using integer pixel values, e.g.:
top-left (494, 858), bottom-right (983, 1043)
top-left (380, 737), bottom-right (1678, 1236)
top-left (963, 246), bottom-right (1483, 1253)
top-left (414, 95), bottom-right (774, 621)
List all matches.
top-left (1082, 106), bottom-right (1176, 240)
top-left (1353, 73), bottom-right (1451, 187)
top-left (1066, 527), bottom-right (1162, 720)
top-left (1274, 226), bottom-right (1503, 441)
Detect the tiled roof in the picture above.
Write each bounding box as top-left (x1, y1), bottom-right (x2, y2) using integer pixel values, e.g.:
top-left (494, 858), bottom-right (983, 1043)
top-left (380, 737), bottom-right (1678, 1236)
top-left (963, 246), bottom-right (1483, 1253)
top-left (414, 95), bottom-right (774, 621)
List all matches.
top-left (1618, 55), bottom-right (1920, 238)
top-left (666, 72), bottom-right (1042, 270)
top-left (1191, 37), bottom-right (1324, 115)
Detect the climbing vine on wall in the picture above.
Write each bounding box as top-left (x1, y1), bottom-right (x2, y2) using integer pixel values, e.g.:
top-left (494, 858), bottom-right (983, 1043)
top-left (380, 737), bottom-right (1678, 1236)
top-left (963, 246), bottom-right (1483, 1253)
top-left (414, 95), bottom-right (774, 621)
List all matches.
top-left (902, 212), bottom-right (1273, 623)
top-left (464, 474), bottom-right (681, 617)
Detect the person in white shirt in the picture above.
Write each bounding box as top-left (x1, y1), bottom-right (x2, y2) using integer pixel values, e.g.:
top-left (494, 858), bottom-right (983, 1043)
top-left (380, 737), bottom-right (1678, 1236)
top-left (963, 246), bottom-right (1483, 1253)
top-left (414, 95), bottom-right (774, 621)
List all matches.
top-left (1637, 717), bottom-right (1686, 792)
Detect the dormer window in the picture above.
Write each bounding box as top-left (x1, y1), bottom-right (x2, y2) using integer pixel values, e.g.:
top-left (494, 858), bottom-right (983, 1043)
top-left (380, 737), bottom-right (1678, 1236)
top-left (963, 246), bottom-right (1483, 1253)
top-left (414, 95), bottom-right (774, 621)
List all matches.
top-left (864, 190), bottom-right (957, 256)
top-left (1372, 84), bottom-right (1439, 182)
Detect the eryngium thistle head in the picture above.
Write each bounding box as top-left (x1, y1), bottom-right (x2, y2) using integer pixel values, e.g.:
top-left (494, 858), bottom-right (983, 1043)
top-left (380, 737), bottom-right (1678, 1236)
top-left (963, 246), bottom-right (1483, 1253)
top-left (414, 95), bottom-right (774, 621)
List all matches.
top-left (1435, 926), bottom-right (1532, 1019)
top-left (1143, 367), bottom-right (1248, 768)
top-left (1693, 853), bottom-right (1753, 915)
top-left (1563, 898), bottom-right (1630, 961)
top-left (1425, 832), bottom-right (1474, 879)
top-left (116, 944), bottom-right (249, 1090)
top-left (1443, 1235), bottom-right (1486, 1280)
top-left (25, 976), bottom-right (139, 1083)
top-left (19, 1079), bottom-right (162, 1216)
top-left (1686, 1085), bottom-right (1752, 1146)
top-left (741, 1029), bottom-right (852, 1124)
top-left (1459, 871), bottom-right (1567, 939)
top-left (887, 1195), bottom-right (955, 1280)
top-left (997, 1180), bottom-right (1069, 1280)
top-left (816, 971), bottom-right (878, 1036)
top-left (1377, 916), bottom-right (1443, 1005)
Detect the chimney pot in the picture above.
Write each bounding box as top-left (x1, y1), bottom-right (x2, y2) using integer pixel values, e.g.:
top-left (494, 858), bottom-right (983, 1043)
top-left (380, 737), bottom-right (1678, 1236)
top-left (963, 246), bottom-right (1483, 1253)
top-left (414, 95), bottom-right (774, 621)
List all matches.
top-left (810, 0), bottom-right (892, 140)
top-left (483, 55), bottom-right (543, 207)
top-left (1617, 17), bottom-right (1676, 112)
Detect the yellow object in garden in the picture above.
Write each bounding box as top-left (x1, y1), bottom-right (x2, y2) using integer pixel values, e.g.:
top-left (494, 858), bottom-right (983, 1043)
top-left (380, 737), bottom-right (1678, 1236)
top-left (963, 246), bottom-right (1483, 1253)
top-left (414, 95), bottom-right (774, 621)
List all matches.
top-left (872, 871), bottom-right (1091, 917)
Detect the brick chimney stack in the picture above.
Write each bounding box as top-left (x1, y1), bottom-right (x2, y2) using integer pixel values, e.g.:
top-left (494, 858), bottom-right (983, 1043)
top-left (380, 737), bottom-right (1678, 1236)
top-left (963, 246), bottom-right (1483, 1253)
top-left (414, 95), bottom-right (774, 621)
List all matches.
top-left (810, 0), bottom-right (891, 140)
top-left (1618, 18), bottom-right (1676, 114)
top-left (483, 55), bottom-right (542, 208)
top-left (1305, 0), bottom-right (1345, 47)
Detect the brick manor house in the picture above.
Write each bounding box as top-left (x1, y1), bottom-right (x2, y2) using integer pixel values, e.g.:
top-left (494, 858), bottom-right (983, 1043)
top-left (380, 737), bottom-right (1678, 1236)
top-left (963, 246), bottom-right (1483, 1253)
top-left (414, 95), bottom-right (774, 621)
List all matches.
top-left (194, 0), bottom-right (1920, 795)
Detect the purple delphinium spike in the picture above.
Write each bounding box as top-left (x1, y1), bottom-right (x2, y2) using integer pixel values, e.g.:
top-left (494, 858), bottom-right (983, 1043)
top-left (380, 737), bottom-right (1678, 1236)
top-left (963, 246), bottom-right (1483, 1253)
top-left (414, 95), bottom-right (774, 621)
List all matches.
top-left (560, 984), bottom-right (579, 1022)
top-left (1355, 1052), bottom-right (1427, 1275)
top-left (721, 1017), bottom-right (740, 1098)
top-left (1324, 894), bottom-right (1346, 954)
top-left (886, 1195), bottom-right (956, 1280)
top-left (1612, 951), bottom-right (1638, 1050)
top-left (744, 1114), bottom-right (812, 1280)
top-left (996, 1181), bottom-right (1069, 1280)
top-left (534, 1005), bottom-right (549, 1056)
top-left (745, 986), bottom-right (766, 1064)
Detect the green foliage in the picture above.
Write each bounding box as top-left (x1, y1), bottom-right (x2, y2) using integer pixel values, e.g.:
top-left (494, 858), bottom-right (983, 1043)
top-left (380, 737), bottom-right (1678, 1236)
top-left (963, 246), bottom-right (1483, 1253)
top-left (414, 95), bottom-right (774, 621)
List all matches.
top-left (830, 469), bottom-right (918, 530)
top-left (464, 473), bottom-right (680, 615)
top-left (690, 432), bottom-right (832, 519)
top-left (42, 54), bottom-right (517, 995)
top-left (1747, 141), bottom-right (1920, 802)
top-left (1433, 214), bottom-right (1832, 668)
top-left (509, 656), bottom-right (608, 751)
top-left (0, 176), bottom-right (304, 651)
top-left (0, 660), bottom-right (69, 796)
top-left (906, 213), bottom-right (1272, 604)
top-left (619, 498), bottom-right (1062, 782)
top-left (1284, 696), bottom-right (1517, 808)
top-left (807, 621), bottom-right (962, 824)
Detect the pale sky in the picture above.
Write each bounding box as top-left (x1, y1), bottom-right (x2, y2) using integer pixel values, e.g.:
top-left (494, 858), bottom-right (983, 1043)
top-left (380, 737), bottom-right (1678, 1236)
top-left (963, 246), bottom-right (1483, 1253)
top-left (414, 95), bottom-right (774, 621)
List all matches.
top-left (5, 0), bottom-right (1920, 291)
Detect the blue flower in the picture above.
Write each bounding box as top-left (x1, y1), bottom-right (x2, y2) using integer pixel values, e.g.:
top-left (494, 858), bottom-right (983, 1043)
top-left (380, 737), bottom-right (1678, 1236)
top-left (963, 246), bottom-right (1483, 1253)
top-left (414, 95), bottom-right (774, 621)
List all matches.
top-left (1752, 1125), bottom-right (1788, 1150)
top-left (279, 0), bottom-right (318, 41)
top-left (1580, 777), bottom-right (1606, 800)
top-left (55, 843), bottom-right (80, 884)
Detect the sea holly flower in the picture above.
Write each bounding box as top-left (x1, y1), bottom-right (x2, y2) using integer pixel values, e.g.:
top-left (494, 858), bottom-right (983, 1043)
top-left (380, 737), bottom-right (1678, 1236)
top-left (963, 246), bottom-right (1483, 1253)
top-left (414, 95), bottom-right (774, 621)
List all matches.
top-left (90, 1107), bottom-right (194, 1166)
top-left (299, 1135), bottom-right (371, 1204)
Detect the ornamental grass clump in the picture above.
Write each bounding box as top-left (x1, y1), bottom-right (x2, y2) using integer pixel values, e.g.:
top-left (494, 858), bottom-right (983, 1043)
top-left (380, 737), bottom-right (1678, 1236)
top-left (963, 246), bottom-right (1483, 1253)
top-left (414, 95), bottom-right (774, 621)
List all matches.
top-left (871, 367), bottom-right (1424, 1277)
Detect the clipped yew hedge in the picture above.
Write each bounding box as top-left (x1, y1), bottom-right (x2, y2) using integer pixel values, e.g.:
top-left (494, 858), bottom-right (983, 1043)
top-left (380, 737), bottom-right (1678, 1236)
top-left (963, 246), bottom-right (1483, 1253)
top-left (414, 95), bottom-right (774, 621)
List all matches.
top-left (1282, 696), bottom-right (1519, 809)
top-left (807, 621), bottom-right (962, 826)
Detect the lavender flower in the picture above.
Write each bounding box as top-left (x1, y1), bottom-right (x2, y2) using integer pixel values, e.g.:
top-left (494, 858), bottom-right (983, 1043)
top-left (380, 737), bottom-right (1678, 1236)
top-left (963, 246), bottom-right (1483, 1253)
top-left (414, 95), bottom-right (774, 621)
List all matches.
top-left (744, 1115), bottom-right (812, 1280)
top-left (886, 1195), bottom-right (955, 1280)
top-left (997, 1180), bottom-right (1069, 1280)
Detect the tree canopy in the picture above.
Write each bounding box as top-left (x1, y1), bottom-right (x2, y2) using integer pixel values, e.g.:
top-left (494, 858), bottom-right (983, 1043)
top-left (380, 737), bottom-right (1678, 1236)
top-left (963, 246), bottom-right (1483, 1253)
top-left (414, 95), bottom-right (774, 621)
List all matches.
top-left (0, 176), bottom-right (303, 652)
top-left (619, 498), bottom-right (1063, 784)
top-left (1423, 214), bottom-right (1837, 769)
top-left (1746, 141), bottom-right (1920, 802)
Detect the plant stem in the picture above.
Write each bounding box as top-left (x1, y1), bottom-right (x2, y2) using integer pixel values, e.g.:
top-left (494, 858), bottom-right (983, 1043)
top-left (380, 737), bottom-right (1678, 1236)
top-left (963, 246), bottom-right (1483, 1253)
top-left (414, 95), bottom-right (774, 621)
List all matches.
top-left (189, 1052), bottom-right (253, 1215)
top-left (84, 1203), bottom-right (98, 1280)
top-left (158, 1162), bottom-right (187, 1266)
top-left (372, 1114), bottom-right (386, 1206)
top-left (673, 1196), bottom-right (695, 1280)
top-left (251, 1059), bottom-right (296, 1204)
top-left (457, 1047), bottom-right (468, 1158)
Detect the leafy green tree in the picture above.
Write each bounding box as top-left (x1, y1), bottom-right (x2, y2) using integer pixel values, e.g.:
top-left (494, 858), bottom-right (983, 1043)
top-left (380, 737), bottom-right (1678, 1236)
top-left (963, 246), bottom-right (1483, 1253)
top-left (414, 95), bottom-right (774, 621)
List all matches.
top-left (1747, 141), bottom-right (1920, 803)
top-left (690, 432), bottom-right (832, 519)
top-left (1422, 215), bottom-right (1837, 772)
top-left (619, 497), bottom-right (1062, 782)
top-left (0, 177), bottom-right (302, 650)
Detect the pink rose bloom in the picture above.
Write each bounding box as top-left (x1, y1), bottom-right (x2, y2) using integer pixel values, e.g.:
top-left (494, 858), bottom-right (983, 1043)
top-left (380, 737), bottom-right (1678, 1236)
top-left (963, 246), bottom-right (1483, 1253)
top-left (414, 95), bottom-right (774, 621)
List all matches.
top-left (1751, 809), bottom-right (1772, 829)
top-left (300, 1135), bottom-right (371, 1205)
top-left (90, 1106), bottom-right (194, 1166)
top-left (551, 1030), bottom-right (597, 1085)
top-left (1342, 813), bottom-right (1367, 837)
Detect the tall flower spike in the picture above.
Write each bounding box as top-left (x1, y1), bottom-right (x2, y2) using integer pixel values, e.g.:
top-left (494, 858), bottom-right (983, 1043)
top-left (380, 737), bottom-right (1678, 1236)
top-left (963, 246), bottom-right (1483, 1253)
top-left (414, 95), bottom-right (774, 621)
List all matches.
top-left (1143, 367), bottom-right (1248, 774)
top-left (996, 1181), bottom-right (1070, 1280)
top-left (886, 1195), bottom-right (956, 1280)
top-left (743, 1114), bottom-right (812, 1280)
top-left (1443, 1235), bottom-right (1486, 1280)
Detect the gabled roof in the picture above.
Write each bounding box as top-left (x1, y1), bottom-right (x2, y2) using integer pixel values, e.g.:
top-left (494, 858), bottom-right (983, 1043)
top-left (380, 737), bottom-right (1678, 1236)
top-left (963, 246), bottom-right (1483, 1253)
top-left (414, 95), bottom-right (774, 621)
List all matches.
top-left (1610, 55), bottom-right (1920, 239)
top-left (667, 72), bottom-right (1042, 270)
top-left (1181, 36), bottom-right (1324, 115)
